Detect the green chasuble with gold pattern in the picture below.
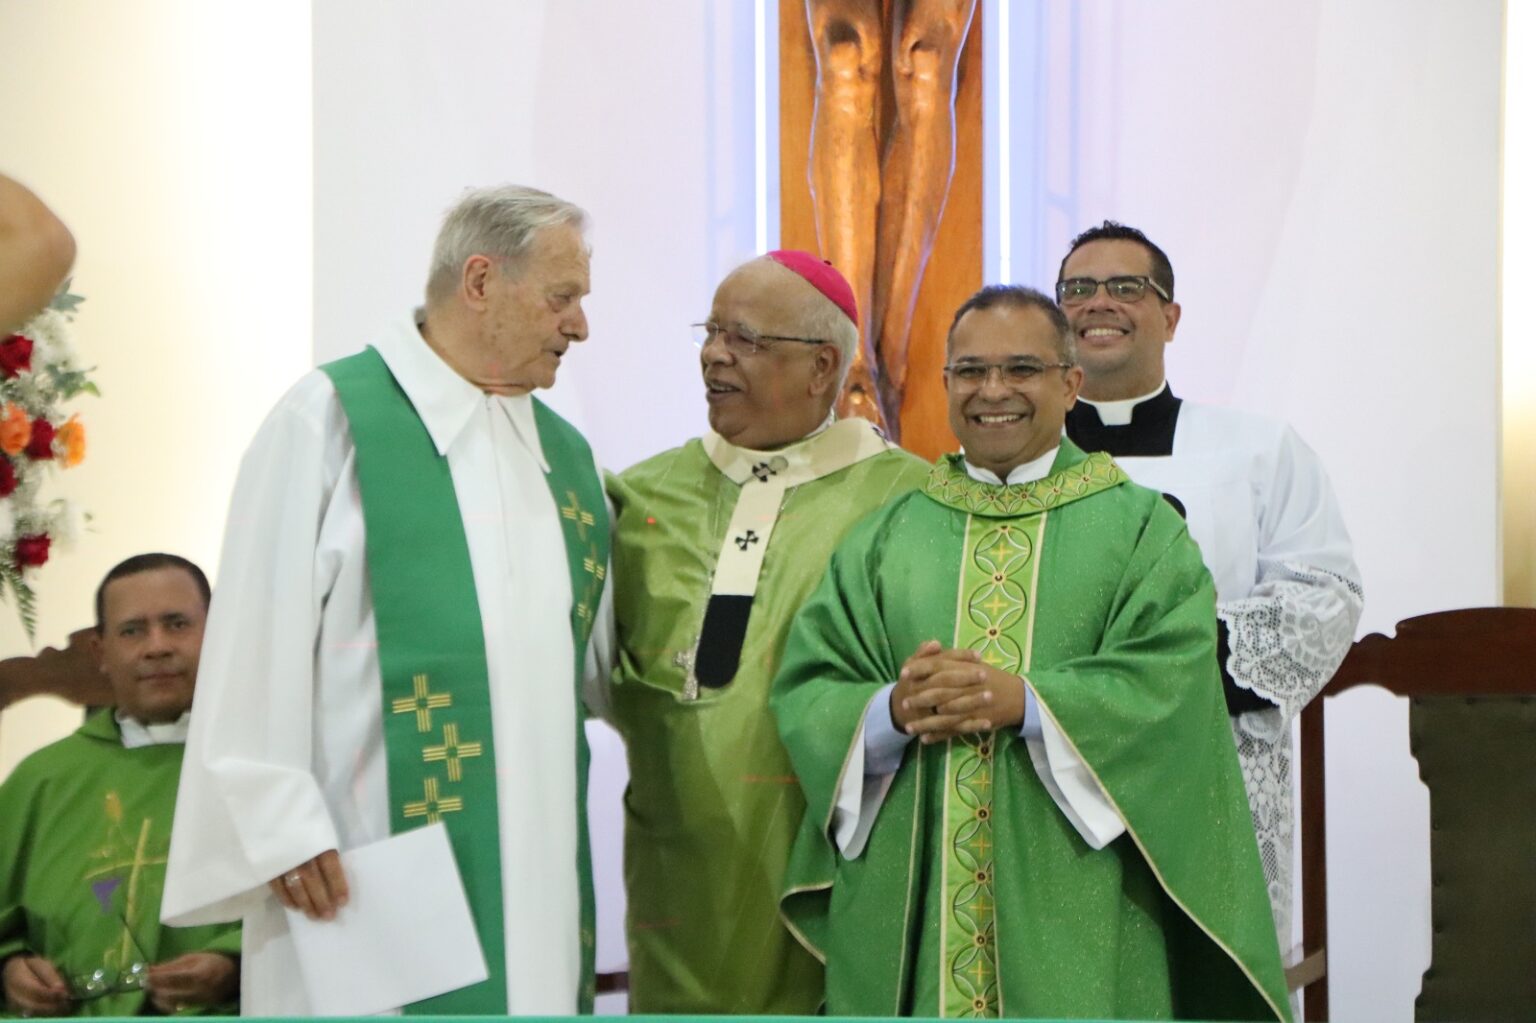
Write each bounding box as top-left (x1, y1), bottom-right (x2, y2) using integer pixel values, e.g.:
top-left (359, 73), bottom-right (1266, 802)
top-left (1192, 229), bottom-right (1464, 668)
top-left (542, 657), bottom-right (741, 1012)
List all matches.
top-left (772, 442), bottom-right (1290, 1022)
top-left (0, 711), bottom-right (241, 1017)
top-left (607, 420), bottom-right (928, 1014)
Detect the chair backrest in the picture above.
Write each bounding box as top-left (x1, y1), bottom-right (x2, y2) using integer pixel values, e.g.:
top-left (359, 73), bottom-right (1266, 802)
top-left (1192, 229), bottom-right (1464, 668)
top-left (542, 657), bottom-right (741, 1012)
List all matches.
top-left (1297, 607), bottom-right (1536, 1021)
top-left (0, 626), bottom-right (109, 713)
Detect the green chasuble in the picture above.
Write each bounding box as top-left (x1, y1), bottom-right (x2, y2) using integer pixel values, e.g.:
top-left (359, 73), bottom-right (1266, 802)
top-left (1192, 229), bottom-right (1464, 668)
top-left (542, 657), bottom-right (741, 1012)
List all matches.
top-left (608, 419), bottom-right (928, 1014)
top-left (0, 711), bottom-right (240, 1017)
top-left (772, 442), bottom-right (1290, 1022)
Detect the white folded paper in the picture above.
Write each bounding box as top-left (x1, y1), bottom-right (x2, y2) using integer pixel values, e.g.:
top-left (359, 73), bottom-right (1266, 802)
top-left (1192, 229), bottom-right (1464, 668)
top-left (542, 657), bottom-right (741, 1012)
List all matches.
top-left (284, 823), bottom-right (488, 1016)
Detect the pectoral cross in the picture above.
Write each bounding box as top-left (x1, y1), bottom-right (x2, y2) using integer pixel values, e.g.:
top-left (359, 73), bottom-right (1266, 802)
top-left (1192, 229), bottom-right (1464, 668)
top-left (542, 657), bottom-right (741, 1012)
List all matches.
top-left (674, 648), bottom-right (700, 701)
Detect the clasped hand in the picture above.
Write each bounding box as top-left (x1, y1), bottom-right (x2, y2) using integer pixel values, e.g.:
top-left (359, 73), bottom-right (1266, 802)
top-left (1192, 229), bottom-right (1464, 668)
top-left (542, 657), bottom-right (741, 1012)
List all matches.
top-left (889, 640), bottom-right (1026, 742)
top-left (2, 951), bottom-right (237, 1016)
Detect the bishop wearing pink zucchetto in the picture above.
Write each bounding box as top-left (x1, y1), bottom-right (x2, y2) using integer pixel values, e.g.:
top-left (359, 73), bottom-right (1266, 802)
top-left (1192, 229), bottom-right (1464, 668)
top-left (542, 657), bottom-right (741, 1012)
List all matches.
top-left (603, 251), bottom-right (928, 1014)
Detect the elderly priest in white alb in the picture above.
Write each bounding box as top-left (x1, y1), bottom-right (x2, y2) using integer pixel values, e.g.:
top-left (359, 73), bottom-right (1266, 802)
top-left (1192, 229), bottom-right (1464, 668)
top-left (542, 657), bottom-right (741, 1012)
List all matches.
top-left (161, 185), bottom-right (612, 1015)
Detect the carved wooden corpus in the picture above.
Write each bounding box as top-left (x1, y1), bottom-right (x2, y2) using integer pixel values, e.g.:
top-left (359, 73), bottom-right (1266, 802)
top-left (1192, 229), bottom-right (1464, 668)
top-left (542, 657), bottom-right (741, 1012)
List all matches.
top-left (782, 0), bottom-right (983, 458)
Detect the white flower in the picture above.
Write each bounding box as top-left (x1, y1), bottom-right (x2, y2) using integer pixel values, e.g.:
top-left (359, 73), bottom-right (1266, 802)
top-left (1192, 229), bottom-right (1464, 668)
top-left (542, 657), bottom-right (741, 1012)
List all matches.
top-left (47, 498), bottom-right (84, 551)
top-left (0, 498), bottom-right (14, 544)
top-left (17, 308), bottom-right (75, 369)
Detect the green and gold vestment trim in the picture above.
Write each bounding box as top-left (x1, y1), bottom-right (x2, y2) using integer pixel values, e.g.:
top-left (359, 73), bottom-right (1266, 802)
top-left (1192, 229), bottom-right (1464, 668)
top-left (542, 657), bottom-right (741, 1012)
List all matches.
top-left (937, 450), bottom-right (1123, 1017)
top-left (924, 451), bottom-right (1125, 518)
top-left (323, 347), bottom-right (608, 1014)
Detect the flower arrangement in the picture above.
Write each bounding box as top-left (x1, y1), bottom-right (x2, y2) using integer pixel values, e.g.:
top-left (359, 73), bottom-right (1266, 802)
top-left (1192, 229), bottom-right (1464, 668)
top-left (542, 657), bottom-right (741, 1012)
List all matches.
top-left (2, 285), bottom-right (97, 639)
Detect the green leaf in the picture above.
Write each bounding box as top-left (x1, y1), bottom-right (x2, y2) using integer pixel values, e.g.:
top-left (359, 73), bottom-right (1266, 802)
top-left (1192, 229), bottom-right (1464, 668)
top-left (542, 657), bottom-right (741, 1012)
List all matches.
top-left (50, 280), bottom-right (84, 315)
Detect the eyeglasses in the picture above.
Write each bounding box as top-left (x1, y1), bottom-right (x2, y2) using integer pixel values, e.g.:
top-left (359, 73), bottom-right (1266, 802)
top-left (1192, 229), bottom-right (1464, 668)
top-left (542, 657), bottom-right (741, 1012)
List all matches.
top-left (943, 358), bottom-right (1074, 389)
top-left (1055, 275), bottom-right (1171, 305)
top-left (69, 961), bottom-right (150, 1002)
top-left (691, 322), bottom-right (830, 356)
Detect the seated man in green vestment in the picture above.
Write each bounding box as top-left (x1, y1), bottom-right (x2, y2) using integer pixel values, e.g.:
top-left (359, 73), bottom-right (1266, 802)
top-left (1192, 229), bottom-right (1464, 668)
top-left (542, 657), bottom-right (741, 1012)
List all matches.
top-left (607, 250), bottom-right (929, 1013)
top-left (1, 555), bottom-right (240, 1017)
top-left (772, 285), bottom-right (1291, 1021)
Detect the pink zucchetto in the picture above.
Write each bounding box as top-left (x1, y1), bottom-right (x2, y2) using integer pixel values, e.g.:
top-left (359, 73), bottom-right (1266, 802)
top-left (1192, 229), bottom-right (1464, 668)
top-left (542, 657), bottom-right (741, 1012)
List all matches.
top-left (765, 249), bottom-right (859, 328)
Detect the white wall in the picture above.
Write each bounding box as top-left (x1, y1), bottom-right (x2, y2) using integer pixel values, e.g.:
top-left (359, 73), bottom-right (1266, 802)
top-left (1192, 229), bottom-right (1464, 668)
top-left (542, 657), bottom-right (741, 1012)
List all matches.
top-left (990, 2), bottom-right (1502, 1018)
top-left (311, 0), bottom-right (761, 471)
top-left (0, 0), bottom-right (312, 775)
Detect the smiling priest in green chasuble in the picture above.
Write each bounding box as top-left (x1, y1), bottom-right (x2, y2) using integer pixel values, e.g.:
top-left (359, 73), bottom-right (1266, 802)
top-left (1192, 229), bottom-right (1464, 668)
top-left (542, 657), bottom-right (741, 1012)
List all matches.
top-left (772, 286), bottom-right (1290, 1021)
top-left (608, 251), bottom-right (928, 1014)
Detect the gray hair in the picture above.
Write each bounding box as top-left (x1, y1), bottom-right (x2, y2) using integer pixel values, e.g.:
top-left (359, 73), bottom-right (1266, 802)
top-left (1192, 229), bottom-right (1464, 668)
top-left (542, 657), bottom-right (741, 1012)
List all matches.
top-left (426, 184), bottom-right (588, 302)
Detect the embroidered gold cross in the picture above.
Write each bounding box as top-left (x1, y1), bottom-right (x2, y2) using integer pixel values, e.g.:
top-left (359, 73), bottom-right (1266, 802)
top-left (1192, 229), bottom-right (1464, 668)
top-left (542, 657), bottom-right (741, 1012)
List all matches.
top-left (981, 593), bottom-right (1011, 618)
top-left (982, 649), bottom-right (1007, 668)
top-left (422, 723), bottom-right (483, 782)
top-left (391, 674), bottom-right (452, 733)
top-left (576, 601), bottom-right (593, 622)
top-left (967, 957), bottom-right (990, 986)
top-left (988, 539), bottom-right (1014, 564)
top-left (582, 544), bottom-right (606, 581)
top-left (403, 777), bottom-right (463, 824)
top-left (973, 833), bottom-right (993, 858)
top-left (560, 490), bottom-right (596, 539)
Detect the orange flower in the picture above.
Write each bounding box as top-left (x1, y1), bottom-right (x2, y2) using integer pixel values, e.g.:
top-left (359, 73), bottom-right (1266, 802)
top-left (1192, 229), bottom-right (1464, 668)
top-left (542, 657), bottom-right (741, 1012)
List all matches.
top-left (57, 415), bottom-right (86, 468)
top-left (0, 403), bottom-right (31, 456)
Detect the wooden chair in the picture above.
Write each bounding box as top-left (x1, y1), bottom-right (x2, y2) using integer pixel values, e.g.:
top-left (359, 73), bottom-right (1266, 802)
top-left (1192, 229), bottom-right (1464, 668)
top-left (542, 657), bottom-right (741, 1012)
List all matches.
top-left (1296, 607), bottom-right (1536, 1020)
top-left (0, 627), bottom-right (106, 713)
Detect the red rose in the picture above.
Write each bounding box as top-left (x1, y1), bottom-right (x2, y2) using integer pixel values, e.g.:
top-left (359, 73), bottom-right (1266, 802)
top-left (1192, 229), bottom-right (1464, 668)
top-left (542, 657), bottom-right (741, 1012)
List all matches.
top-left (0, 457), bottom-right (14, 498)
top-left (14, 533), bottom-right (50, 569)
top-left (0, 335), bottom-right (33, 378)
top-left (25, 418), bottom-right (54, 460)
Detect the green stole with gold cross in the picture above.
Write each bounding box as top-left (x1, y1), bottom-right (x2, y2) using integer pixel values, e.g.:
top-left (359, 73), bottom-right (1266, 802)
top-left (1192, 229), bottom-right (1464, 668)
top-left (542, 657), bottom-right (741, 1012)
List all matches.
top-left (925, 450), bottom-right (1126, 1018)
top-left (322, 346), bottom-right (609, 1015)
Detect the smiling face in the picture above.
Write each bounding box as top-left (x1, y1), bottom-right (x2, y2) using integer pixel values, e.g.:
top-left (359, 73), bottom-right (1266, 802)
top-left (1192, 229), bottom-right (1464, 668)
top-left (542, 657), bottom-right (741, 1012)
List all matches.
top-left (701, 260), bottom-right (843, 450)
top-left (947, 303), bottom-right (1083, 479)
top-left (458, 222), bottom-right (591, 395)
top-left (1059, 238), bottom-right (1181, 400)
top-left (97, 567), bottom-right (208, 725)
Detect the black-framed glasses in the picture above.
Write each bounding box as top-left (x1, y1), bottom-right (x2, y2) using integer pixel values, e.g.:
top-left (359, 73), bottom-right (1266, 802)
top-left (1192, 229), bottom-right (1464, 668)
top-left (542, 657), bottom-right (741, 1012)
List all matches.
top-left (691, 322), bottom-right (830, 356)
top-left (943, 358), bottom-right (1074, 389)
top-left (1055, 275), bottom-right (1171, 305)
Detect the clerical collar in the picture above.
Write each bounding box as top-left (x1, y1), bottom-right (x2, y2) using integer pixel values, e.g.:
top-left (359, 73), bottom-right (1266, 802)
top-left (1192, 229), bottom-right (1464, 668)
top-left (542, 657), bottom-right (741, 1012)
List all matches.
top-left (117, 709), bottom-right (191, 748)
top-left (1079, 380), bottom-right (1169, 426)
top-left (1065, 382), bottom-right (1183, 458)
top-left (371, 310), bottom-right (550, 472)
top-left (962, 445), bottom-right (1060, 486)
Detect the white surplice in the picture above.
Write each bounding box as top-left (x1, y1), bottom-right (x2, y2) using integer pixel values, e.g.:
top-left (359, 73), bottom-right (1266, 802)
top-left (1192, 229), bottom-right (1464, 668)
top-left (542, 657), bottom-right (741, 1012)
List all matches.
top-left (162, 312), bottom-right (612, 1015)
top-left (1079, 390), bottom-right (1362, 943)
